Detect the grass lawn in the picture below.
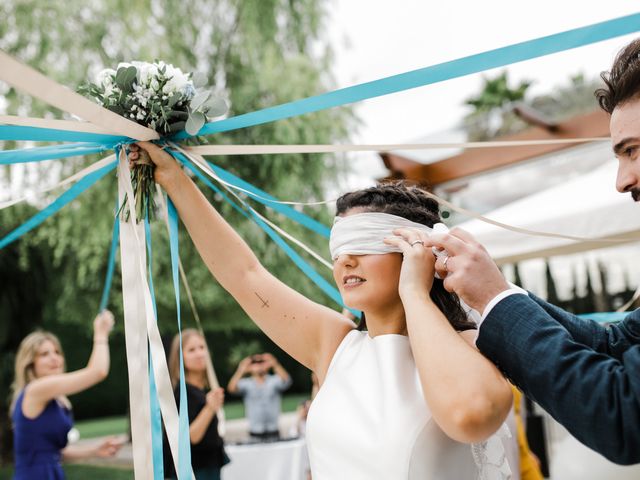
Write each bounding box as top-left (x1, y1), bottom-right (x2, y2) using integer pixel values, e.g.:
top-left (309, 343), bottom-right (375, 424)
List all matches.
top-left (75, 393), bottom-right (310, 439)
top-left (0, 464), bottom-right (133, 480)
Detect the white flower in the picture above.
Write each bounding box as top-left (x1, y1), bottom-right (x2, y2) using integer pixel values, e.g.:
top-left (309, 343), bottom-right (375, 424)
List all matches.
top-left (96, 68), bottom-right (116, 87)
top-left (150, 79), bottom-right (160, 91)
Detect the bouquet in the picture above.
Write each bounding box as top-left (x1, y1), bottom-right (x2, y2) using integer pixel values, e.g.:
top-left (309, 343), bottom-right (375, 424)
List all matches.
top-left (80, 60), bottom-right (227, 222)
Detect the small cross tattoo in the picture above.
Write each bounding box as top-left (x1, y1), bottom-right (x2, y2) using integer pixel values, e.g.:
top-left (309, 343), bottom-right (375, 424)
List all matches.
top-left (254, 292), bottom-right (270, 308)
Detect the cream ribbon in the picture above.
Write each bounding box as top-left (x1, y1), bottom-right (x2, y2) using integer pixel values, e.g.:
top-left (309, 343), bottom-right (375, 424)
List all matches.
top-left (117, 164), bottom-right (154, 480)
top-left (176, 145), bottom-right (634, 247)
top-left (0, 155), bottom-right (115, 209)
top-left (182, 137), bottom-right (609, 155)
top-left (0, 49), bottom-right (158, 140)
top-left (174, 146), bottom-right (333, 269)
top-left (156, 186), bottom-right (227, 437)
top-left (0, 114), bottom-right (119, 135)
top-left (118, 149), bottom-right (195, 480)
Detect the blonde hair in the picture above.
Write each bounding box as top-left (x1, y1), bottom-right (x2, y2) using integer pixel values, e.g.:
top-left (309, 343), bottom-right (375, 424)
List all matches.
top-left (168, 329), bottom-right (209, 389)
top-left (10, 331), bottom-right (66, 415)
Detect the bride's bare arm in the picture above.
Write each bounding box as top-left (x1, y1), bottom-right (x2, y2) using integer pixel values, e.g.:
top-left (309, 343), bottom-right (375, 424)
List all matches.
top-left (136, 142), bottom-right (354, 378)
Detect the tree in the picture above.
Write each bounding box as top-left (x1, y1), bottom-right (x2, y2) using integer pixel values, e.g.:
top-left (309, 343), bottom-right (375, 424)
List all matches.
top-left (462, 71), bottom-right (602, 141)
top-left (513, 263), bottom-right (523, 288)
top-left (544, 261), bottom-right (560, 305)
top-left (463, 71), bottom-right (531, 140)
top-left (0, 0), bottom-right (354, 459)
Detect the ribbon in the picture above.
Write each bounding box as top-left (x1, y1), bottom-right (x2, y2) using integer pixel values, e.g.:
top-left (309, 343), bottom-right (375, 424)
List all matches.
top-left (98, 203), bottom-right (120, 312)
top-left (156, 187), bottom-right (227, 436)
top-left (0, 114), bottom-right (119, 135)
top-left (167, 199), bottom-right (193, 480)
top-left (0, 143), bottom-right (108, 164)
top-left (117, 153), bottom-right (154, 479)
top-left (177, 13), bottom-right (640, 138)
top-left (117, 148), bottom-right (194, 479)
top-left (0, 124), bottom-right (123, 143)
top-left (0, 49), bottom-right (158, 141)
top-left (144, 217), bottom-right (165, 480)
top-left (172, 149), bottom-right (345, 307)
top-left (182, 137), bottom-right (609, 156)
top-left (0, 159), bottom-right (116, 249)
top-left (0, 154), bottom-right (115, 210)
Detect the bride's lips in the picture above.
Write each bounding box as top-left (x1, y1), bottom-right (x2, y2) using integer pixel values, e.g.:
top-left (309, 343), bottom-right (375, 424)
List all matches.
top-left (343, 275), bottom-right (366, 289)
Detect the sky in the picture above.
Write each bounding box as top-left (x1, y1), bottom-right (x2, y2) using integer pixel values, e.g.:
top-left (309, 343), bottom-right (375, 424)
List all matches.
top-left (325, 1), bottom-right (640, 294)
top-left (326, 0), bottom-right (640, 185)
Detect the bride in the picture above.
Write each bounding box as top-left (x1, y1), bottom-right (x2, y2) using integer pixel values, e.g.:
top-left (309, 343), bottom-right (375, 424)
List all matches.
top-left (132, 142), bottom-right (513, 479)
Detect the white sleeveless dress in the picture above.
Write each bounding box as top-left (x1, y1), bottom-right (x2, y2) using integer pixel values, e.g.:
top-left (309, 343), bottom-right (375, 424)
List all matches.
top-left (306, 330), bottom-right (512, 480)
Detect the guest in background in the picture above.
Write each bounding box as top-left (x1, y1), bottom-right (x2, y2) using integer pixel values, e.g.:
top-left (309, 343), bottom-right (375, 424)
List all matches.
top-left (10, 311), bottom-right (122, 480)
top-left (227, 353), bottom-right (292, 442)
top-left (164, 329), bottom-right (228, 480)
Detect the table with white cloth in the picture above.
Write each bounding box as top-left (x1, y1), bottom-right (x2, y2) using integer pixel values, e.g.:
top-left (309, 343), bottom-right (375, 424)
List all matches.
top-left (222, 438), bottom-right (308, 480)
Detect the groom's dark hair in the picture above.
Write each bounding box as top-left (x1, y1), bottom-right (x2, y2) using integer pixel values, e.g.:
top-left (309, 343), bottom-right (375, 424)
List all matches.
top-left (596, 38), bottom-right (640, 113)
top-left (335, 181), bottom-right (476, 332)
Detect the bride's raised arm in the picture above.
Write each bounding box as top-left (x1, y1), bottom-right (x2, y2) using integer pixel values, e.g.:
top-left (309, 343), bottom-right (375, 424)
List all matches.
top-left (135, 142), bottom-right (354, 380)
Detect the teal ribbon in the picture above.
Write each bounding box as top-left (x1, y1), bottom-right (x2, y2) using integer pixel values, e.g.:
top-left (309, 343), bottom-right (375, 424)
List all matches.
top-left (206, 162), bottom-right (330, 238)
top-left (0, 143), bottom-right (108, 164)
top-left (578, 311), bottom-right (628, 323)
top-left (172, 150), bottom-right (346, 308)
top-left (176, 13), bottom-right (640, 138)
top-left (0, 159), bottom-right (117, 249)
top-left (0, 125), bottom-right (123, 143)
top-left (98, 201), bottom-right (120, 312)
top-left (167, 198), bottom-right (193, 480)
top-left (144, 217), bottom-right (165, 480)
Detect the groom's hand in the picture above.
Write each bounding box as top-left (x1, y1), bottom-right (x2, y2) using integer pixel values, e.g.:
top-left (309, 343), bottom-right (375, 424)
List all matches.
top-left (424, 228), bottom-right (510, 314)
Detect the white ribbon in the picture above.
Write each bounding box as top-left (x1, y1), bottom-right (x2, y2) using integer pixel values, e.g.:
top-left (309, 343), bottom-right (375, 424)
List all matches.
top-left (0, 155), bottom-right (115, 210)
top-left (117, 161), bottom-right (154, 479)
top-left (117, 149), bottom-right (195, 479)
top-left (0, 114), bottom-right (119, 135)
top-left (174, 146), bottom-right (333, 269)
top-left (156, 186), bottom-right (227, 437)
top-left (0, 49), bottom-right (158, 140)
top-left (182, 137), bottom-right (609, 155)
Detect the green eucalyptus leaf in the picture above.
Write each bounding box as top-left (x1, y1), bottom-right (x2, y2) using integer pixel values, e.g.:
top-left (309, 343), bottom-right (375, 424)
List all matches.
top-left (167, 93), bottom-right (181, 108)
top-left (203, 96), bottom-right (228, 117)
top-left (169, 110), bottom-right (189, 120)
top-left (168, 121), bottom-right (187, 133)
top-left (190, 90), bottom-right (210, 111)
top-left (115, 66), bottom-right (137, 89)
top-left (192, 72), bottom-right (207, 88)
top-left (185, 111), bottom-right (205, 136)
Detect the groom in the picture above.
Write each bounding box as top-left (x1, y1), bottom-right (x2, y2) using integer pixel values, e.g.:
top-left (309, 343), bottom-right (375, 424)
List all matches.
top-left (426, 38), bottom-right (640, 465)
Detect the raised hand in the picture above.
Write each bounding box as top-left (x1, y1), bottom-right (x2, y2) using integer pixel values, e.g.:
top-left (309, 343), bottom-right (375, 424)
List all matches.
top-left (132, 142), bottom-right (184, 189)
top-left (206, 387), bottom-right (225, 412)
top-left (424, 228), bottom-right (510, 313)
top-left (94, 436), bottom-right (125, 458)
top-left (384, 227), bottom-right (436, 302)
top-left (93, 310), bottom-right (115, 340)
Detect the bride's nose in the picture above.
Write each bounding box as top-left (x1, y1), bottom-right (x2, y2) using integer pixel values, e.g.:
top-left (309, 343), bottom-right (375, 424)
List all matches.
top-left (334, 253), bottom-right (358, 268)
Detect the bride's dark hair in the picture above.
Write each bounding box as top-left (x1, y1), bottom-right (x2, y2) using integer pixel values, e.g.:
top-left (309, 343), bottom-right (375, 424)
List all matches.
top-left (335, 180), bottom-right (476, 332)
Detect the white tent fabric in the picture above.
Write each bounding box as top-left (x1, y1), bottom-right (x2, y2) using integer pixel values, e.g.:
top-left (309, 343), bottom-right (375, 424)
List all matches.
top-left (455, 161), bottom-right (640, 264)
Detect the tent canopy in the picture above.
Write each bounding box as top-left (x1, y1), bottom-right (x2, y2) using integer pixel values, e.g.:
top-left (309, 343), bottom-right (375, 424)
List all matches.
top-left (455, 161), bottom-right (640, 264)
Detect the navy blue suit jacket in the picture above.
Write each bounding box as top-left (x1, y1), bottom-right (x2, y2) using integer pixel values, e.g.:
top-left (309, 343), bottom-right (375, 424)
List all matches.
top-left (476, 293), bottom-right (640, 465)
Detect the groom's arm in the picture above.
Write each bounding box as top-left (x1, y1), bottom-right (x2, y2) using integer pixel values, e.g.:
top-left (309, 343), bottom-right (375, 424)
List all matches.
top-left (526, 293), bottom-right (640, 359)
top-left (477, 293), bottom-right (640, 465)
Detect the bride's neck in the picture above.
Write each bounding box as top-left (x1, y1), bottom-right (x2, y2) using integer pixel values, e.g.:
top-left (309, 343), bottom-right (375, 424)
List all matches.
top-left (364, 304), bottom-right (407, 337)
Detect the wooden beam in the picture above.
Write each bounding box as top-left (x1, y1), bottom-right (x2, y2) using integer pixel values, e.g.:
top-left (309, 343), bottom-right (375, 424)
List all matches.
top-left (383, 109), bottom-right (611, 186)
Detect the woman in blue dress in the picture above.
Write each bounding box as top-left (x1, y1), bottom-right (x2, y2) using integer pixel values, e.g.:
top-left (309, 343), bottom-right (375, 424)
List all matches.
top-left (9, 310), bottom-right (123, 479)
